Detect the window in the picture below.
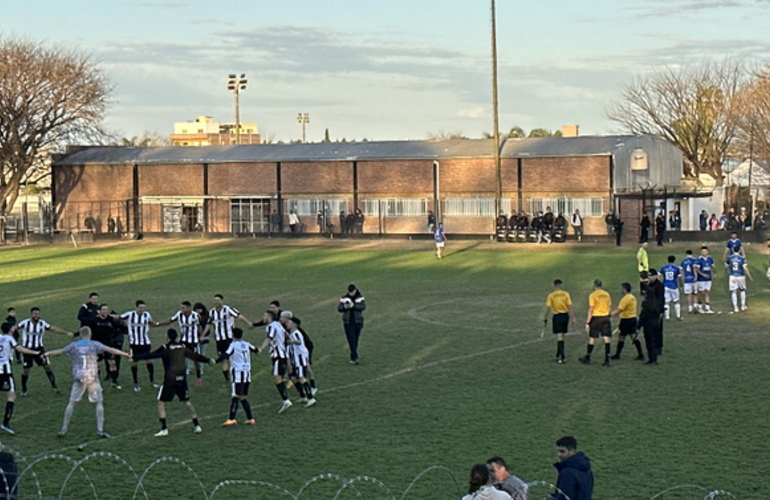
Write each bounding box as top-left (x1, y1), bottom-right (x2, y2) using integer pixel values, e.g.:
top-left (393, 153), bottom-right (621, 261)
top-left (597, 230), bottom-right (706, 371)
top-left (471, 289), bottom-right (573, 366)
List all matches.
top-left (284, 199), bottom-right (349, 217)
top-left (231, 198), bottom-right (271, 233)
top-left (360, 199), bottom-right (428, 217)
top-left (182, 129), bottom-right (187, 134)
top-left (443, 198), bottom-right (508, 217)
top-left (529, 197), bottom-right (603, 217)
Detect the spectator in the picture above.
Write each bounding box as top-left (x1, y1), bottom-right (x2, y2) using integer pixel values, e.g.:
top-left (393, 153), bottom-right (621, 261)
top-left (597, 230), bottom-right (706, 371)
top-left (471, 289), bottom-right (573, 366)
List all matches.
top-left (727, 208), bottom-right (737, 231)
top-left (289, 210), bottom-right (300, 233)
top-left (427, 210), bottom-right (436, 233)
top-left (486, 456), bottom-right (529, 500)
top-left (655, 212), bottom-right (666, 246)
top-left (551, 436), bottom-right (593, 500)
top-left (462, 463), bottom-right (512, 500)
top-left (570, 209), bottom-right (583, 242)
top-left (316, 211), bottom-right (324, 234)
top-left (604, 212), bottom-right (614, 235)
top-left (719, 212), bottom-right (728, 230)
top-left (338, 284), bottom-right (365, 364)
top-left (270, 209), bottom-right (281, 233)
top-left (339, 211), bottom-right (346, 234)
top-left (345, 212), bottom-right (355, 234)
top-left (639, 213), bottom-right (651, 243)
top-left (709, 213), bottom-right (718, 231)
top-left (613, 215), bottom-right (624, 246)
top-left (354, 208), bottom-right (365, 233)
top-left (699, 210), bottom-right (708, 231)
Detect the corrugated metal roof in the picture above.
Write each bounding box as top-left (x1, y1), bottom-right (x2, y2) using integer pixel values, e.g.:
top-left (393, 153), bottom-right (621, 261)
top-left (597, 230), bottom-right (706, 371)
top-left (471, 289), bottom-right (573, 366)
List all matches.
top-left (53, 135), bottom-right (645, 166)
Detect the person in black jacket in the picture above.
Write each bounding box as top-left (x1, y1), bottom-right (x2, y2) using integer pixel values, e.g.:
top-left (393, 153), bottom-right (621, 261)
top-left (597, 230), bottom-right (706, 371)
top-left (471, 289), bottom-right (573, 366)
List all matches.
top-left (338, 284), bottom-right (366, 364)
top-left (639, 213), bottom-right (651, 243)
top-left (552, 435), bottom-right (593, 500)
top-left (639, 269), bottom-right (664, 365)
top-left (77, 293), bottom-right (100, 328)
top-left (655, 213), bottom-right (666, 246)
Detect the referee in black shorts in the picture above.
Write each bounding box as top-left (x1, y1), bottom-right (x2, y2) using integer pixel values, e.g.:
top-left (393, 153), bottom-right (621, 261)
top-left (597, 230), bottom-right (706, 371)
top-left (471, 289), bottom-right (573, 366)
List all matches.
top-left (580, 279), bottom-right (613, 367)
top-left (543, 279), bottom-right (575, 364)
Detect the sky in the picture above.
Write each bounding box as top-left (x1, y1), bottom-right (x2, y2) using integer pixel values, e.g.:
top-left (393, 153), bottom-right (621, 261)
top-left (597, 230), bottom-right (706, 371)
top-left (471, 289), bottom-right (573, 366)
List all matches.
top-left (3, 0), bottom-right (770, 143)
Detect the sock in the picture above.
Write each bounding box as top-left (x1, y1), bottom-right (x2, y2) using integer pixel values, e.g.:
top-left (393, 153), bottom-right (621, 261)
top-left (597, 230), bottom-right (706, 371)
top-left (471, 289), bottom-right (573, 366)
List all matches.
top-left (615, 340), bottom-right (625, 356)
top-left (309, 379), bottom-right (316, 389)
top-left (674, 303), bottom-right (681, 318)
top-left (96, 403), bottom-right (104, 433)
top-left (147, 363), bottom-right (155, 382)
top-left (276, 382), bottom-right (288, 400)
top-left (731, 292), bottom-right (738, 310)
top-left (229, 398), bottom-right (239, 420)
top-left (222, 370), bottom-right (229, 382)
top-left (557, 340), bottom-right (565, 359)
top-left (604, 343), bottom-right (611, 360)
top-left (194, 364), bottom-right (201, 378)
top-left (3, 401), bottom-right (13, 425)
top-left (633, 339), bottom-right (643, 355)
top-left (740, 290), bottom-right (746, 308)
top-left (46, 370), bottom-right (57, 388)
top-left (21, 375), bottom-right (28, 392)
top-left (586, 344), bottom-right (594, 356)
top-left (296, 383), bottom-right (306, 398)
top-left (62, 402), bottom-right (75, 432)
top-left (241, 399), bottom-right (253, 420)
top-left (303, 382), bottom-right (313, 398)
top-left (192, 418), bottom-right (200, 427)
top-left (665, 305), bottom-right (670, 319)
top-left (131, 365), bottom-right (139, 384)
top-left (160, 418), bottom-right (167, 430)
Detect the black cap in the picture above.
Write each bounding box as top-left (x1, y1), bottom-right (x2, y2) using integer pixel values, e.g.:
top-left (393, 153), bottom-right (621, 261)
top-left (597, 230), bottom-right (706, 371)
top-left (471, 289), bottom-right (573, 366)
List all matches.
top-left (348, 284), bottom-right (357, 293)
top-left (649, 268), bottom-right (658, 276)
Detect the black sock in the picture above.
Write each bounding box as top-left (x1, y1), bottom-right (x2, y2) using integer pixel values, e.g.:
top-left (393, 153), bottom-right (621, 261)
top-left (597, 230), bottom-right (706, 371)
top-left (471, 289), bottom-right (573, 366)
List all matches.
top-left (3, 401), bottom-right (14, 425)
top-left (222, 370), bottom-right (229, 382)
top-left (604, 343), bottom-right (611, 360)
top-left (229, 398), bottom-right (239, 420)
top-left (557, 340), bottom-right (565, 359)
top-left (46, 370), bottom-right (56, 388)
top-left (195, 365), bottom-right (201, 378)
top-left (586, 344), bottom-right (595, 356)
top-left (303, 382), bottom-right (313, 398)
top-left (277, 382), bottom-right (288, 400)
top-left (633, 339), bottom-right (643, 355)
top-left (296, 383), bottom-right (306, 398)
top-left (615, 340), bottom-right (625, 356)
top-left (131, 365), bottom-right (139, 384)
top-left (241, 399), bottom-right (253, 420)
top-left (160, 418), bottom-right (167, 430)
top-left (21, 375), bottom-right (28, 392)
top-left (309, 379), bottom-right (316, 389)
top-left (192, 418), bottom-right (200, 427)
top-left (147, 364), bottom-right (155, 383)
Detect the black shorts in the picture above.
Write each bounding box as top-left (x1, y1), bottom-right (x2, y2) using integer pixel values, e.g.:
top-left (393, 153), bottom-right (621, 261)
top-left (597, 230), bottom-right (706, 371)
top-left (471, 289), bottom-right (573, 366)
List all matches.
top-left (158, 382), bottom-right (189, 402)
top-left (130, 344), bottom-right (151, 358)
top-left (589, 316), bottom-right (612, 339)
top-left (0, 374), bottom-right (15, 392)
top-left (232, 382), bottom-right (249, 397)
top-left (183, 342), bottom-right (200, 355)
top-left (640, 271), bottom-right (649, 281)
top-left (272, 357), bottom-right (288, 377)
top-left (619, 318), bottom-right (637, 336)
top-left (216, 338), bottom-right (232, 358)
top-left (552, 313), bottom-right (569, 334)
top-left (23, 348), bottom-right (48, 368)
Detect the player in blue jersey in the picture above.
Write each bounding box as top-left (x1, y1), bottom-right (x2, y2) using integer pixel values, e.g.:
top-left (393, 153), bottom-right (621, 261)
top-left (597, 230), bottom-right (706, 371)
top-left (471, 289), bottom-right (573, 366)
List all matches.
top-left (680, 250), bottom-right (699, 314)
top-left (694, 246), bottom-right (715, 313)
top-left (659, 255), bottom-right (683, 320)
top-left (726, 245), bottom-right (753, 313)
top-left (723, 232), bottom-right (745, 262)
top-left (433, 222), bottom-right (447, 259)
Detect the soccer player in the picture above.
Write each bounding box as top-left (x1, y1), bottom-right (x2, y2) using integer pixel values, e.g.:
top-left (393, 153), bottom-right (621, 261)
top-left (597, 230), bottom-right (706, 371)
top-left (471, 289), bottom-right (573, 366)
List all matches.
top-left (579, 279), bottom-right (612, 367)
top-left (77, 293), bottom-right (101, 328)
top-left (680, 250), bottom-right (699, 314)
top-left (660, 255), bottom-right (682, 321)
top-left (2, 308), bottom-right (19, 365)
top-left (338, 284), bottom-right (366, 364)
top-left (636, 242), bottom-right (649, 293)
top-left (723, 232), bottom-right (744, 262)
top-left (285, 316), bottom-right (316, 407)
top-left (217, 328), bottom-right (258, 427)
top-left (158, 301), bottom-right (203, 386)
top-left (203, 294), bottom-right (254, 383)
top-left (256, 310), bottom-right (293, 413)
top-left (120, 300), bottom-right (160, 391)
top-left (609, 283), bottom-right (643, 361)
top-left (0, 323), bottom-right (45, 434)
top-left (15, 307), bottom-right (74, 396)
top-left (45, 327), bottom-right (129, 438)
top-left (131, 329), bottom-right (215, 437)
top-left (280, 310), bottom-right (318, 395)
top-left (694, 246), bottom-right (715, 313)
top-left (543, 279), bottom-right (575, 364)
top-left (433, 222), bottom-right (447, 259)
top-left (639, 269), bottom-right (664, 365)
top-left (726, 245), bottom-right (753, 313)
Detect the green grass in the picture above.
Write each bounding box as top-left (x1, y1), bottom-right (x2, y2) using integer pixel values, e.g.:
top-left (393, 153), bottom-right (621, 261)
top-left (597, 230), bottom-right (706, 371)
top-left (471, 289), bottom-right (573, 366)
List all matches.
top-left (1, 239), bottom-right (768, 499)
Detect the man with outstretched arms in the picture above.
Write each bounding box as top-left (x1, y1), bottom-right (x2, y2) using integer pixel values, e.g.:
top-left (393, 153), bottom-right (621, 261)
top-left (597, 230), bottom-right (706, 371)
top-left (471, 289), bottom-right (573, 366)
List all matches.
top-left (694, 246), bottom-right (715, 313)
top-left (15, 307), bottom-right (74, 396)
top-left (158, 301), bottom-right (203, 386)
top-left (0, 323), bottom-right (44, 434)
top-left (203, 294), bottom-right (254, 383)
top-left (120, 300), bottom-right (160, 391)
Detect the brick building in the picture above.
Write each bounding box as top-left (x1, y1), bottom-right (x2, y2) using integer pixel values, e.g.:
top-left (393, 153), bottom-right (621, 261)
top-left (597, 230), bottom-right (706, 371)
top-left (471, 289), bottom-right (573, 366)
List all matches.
top-left (50, 135), bottom-right (683, 238)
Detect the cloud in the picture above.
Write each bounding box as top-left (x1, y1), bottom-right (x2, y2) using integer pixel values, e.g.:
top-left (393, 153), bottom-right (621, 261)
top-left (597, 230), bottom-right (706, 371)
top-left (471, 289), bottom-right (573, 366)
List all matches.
top-left (631, 0), bottom-right (748, 17)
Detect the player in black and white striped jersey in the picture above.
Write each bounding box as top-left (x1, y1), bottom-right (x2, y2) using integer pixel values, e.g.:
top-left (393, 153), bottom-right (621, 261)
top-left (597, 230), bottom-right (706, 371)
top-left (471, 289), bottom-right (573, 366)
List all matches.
top-left (279, 310), bottom-right (317, 396)
top-left (15, 307), bottom-right (74, 396)
top-left (158, 301), bottom-right (204, 387)
top-left (120, 300), bottom-right (161, 392)
top-left (0, 323), bottom-right (46, 434)
top-left (285, 316), bottom-right (316, 408)
top-left (202, 294), bottom-right (254, 383)
top-left (255, 310), bottom-right (293, 413)
top-left (217, 328), bottom-right (259, 427)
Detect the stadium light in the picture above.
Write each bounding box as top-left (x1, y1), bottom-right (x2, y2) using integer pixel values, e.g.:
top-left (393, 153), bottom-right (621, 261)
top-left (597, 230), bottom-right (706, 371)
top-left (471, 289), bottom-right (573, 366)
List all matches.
top-left (298, 113), bottom-right (310, 143)
top-left (227, 73), bottom-right (247, 145)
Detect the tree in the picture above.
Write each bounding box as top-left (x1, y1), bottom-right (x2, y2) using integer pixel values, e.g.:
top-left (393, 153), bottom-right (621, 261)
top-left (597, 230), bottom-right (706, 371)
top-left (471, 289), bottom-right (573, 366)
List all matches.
top-left (607, 61), bottom-right (747, 182)
top-left (733, 67), bottom-right (770, 166)
top-left (110, 131), bottom-right (169, 147)
top-left (0, 37), bottom-right (110, 214)
top-left (507, 126), bottom-right (525, 138)
top-left (323, 128), bottom-right (331, 143)
top-left (528, 128), bottom-right (561, 138)
top-left (426, 131), bottom-right (467, 140)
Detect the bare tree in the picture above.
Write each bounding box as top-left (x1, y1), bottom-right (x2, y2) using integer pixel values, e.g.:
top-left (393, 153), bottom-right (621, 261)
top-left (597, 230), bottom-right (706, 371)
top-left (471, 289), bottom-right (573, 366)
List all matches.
top-left (110, 131), bottom-right (170, 147)
top-left (426, 131), bottom-right (467, 140)
top-left (734, 67), bottom-right (770, 165)
top-left (0, 37), bottom-right (110, 214)
top-left (607, 61), bottom-right (747, 182)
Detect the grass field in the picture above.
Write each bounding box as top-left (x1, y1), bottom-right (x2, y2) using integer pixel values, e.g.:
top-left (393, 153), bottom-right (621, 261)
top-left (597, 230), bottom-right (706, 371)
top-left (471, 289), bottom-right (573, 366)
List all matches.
top-left (0, 238), bottom-right (767, 499)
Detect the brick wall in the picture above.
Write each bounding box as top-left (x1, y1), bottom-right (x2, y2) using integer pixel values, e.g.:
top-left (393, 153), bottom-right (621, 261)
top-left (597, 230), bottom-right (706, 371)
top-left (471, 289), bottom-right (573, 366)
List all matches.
top-left (138, 164), bottom-right (204, 196)
top-left (209, 163), bottom-right (277, 195)
top-left (521, 156), bottom-right (610, 193)
top-left (358, 160), bottom-right (433, 194)
top-left (282, 162), bottom-right (353, 195)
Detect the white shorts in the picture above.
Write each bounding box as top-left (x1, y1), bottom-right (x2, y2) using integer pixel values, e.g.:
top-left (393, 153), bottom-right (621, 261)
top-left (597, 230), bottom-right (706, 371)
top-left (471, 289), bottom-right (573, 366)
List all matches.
top-left (664, 288), bottom-right (679, 303)
top-left (729, 276), bottom-right (746, 291)
top-left (683, 283), bottom-right (696, 295)
top-left (70, 379), bottom-right (103, 403)
top-left (435, 241), bottom-right (445, 249)
top-left (697, 281), bottom-right (712, 292)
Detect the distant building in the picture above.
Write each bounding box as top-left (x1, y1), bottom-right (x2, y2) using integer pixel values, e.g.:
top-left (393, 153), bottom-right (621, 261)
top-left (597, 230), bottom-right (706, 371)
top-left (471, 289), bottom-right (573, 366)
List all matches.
top-left (170, 115), bottom-right (260, 146)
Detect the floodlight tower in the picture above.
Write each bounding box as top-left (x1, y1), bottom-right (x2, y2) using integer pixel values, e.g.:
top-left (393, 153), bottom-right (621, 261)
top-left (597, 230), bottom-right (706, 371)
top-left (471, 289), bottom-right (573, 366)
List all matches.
top-left (228, 74), bottom-right (247, 144)
top-left (298, 113), bottom-right (310, 143)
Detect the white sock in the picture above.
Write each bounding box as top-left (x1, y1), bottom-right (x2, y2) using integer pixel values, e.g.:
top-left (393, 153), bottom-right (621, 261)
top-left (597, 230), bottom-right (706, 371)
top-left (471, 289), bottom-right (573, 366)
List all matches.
top-left (732, 291), bottom-right (738, 310)
top-left (665, 304), bottom-right (670, 319)
top-left (62, 402), bottom-right (76, 432)
top-left (96, 403), bottom-right (104, 432)
top-left (740, 291), bottom-right (746, 308)
top-left (674, 303), bottom-right (681, 318)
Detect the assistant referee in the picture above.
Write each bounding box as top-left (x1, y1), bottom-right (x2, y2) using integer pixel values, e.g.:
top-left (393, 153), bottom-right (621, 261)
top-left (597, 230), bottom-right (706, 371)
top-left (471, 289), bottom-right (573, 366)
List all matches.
top-left (544, 279), bottom-right (575, 364)
top-left (580, 279), bottom-right (613, 367)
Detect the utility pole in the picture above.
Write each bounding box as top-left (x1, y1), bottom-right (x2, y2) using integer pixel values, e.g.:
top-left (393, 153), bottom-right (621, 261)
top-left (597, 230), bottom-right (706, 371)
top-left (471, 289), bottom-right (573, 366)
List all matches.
top-left (227, 74), bottom-right (247, 144)
top-left (298, 113), bottom-right (310, 143)
top-left (491, 0), bottom-right (502, 218)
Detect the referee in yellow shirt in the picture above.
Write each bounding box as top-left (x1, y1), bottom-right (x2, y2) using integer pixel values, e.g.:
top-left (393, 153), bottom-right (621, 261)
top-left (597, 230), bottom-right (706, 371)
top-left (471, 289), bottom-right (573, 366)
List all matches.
top-left (609, 283), bottom-right (644, 361)
top-left (580, 279), bottom-right (613, 366)
top-left (544, 279), bottom-right (575, 364)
